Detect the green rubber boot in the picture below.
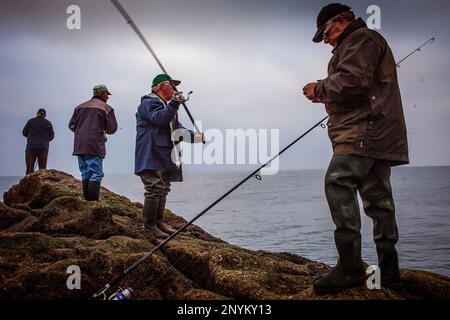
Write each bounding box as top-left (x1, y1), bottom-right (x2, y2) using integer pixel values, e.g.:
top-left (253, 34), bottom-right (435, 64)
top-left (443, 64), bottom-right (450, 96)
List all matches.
top-left (314, 156), bottom-right (370, 294)
top-left (143, 198), bottom-right (169, 239)
top-left (314, 254), bottom-right (366, 294)
top-left (156, 196), bottom-right (175, 235)
top-left (359, 160), bottom-right (401, 290)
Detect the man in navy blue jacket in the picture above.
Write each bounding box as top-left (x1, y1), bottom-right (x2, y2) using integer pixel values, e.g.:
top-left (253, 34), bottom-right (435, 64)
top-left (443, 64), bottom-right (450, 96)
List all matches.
top-left (135, 74), bottom-right (203, 238)
top-left (22, 108), bottom-right (54, 175)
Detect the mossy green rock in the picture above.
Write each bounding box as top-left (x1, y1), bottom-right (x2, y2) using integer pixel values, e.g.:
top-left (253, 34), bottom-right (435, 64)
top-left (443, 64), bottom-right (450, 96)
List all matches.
top-left (0, 170), bottom-right (449, 300)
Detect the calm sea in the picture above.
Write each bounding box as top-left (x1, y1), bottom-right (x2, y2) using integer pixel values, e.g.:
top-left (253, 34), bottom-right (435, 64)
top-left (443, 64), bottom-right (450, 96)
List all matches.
top-left (1, 167), bottom-right (449, 277)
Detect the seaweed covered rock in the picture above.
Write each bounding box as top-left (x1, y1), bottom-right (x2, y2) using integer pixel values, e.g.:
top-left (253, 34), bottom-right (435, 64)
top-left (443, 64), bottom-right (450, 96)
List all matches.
top-left (0, 170), bottom-right (449, 300)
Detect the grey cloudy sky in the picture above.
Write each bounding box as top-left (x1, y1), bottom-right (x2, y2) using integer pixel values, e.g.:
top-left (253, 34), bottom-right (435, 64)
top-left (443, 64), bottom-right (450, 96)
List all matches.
top-left (1, 0), bottom-right (449, 177)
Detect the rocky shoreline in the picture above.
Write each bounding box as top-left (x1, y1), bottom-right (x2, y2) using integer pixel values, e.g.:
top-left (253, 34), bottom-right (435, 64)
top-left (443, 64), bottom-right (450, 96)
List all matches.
top-left (0, 170), bottom-right (449, 300)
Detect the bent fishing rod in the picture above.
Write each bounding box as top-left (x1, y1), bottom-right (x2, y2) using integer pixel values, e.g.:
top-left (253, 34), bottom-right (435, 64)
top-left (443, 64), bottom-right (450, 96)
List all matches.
top-left (91, 38), bottom-right (435, 300)
top-left (111, 0), bottom-right (203, 139)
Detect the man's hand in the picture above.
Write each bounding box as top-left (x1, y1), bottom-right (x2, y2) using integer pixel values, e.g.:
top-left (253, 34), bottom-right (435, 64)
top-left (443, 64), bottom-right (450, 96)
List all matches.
top-left (302, 82), bottom-right (322, 103)
top-left (195, 132), bottom-right (205, 143)
top-left (173, 91), bottom-right (187, 103)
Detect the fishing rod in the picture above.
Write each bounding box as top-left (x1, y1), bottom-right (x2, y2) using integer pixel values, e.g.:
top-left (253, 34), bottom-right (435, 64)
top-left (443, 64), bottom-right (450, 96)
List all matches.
top-left (91, 37), bottom-right (435, 300)
top-left (111, 0), bottom-right (203, 140)
top-left (90, 115), bottom-right (328, 300)
top-left (396, 37), bottom-right (435, 68)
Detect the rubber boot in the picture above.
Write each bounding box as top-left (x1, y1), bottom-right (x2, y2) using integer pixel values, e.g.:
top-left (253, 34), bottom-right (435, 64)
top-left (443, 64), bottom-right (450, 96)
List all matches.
top-left (359, 160), bottom-right (401, 290)
top-left (378, 242), bottom-right (401, 289)
top-left (82, 179), bottom-right (90, 201)
top-left (314, 156), bottom-right (369, 294)
top-left (313, 240), bottom-right (366, 294)
top-left (88, 180), bottom-right (101, 202)
top-left (368, 207), bottom-right (401, 290)
top-left (156, 196), bottom-right (175, 235)
top-left (313, 202), bottom-right (366, 294)
top-left (143, 198), bottom-right (169, 239)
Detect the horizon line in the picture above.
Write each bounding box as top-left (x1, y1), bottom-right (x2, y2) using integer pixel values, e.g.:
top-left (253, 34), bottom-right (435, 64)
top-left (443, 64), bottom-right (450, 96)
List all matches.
top-left (0, 164), bottom-right (449, 178)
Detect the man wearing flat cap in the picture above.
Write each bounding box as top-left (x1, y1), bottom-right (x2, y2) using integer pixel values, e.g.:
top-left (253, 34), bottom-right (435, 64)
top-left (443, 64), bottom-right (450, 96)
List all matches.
top-left (135, 74), bottom-right (204, 239)
top-left (302, 3), bottom-right (409, 293)
top-left (69, 85), bottom-right (118, 201)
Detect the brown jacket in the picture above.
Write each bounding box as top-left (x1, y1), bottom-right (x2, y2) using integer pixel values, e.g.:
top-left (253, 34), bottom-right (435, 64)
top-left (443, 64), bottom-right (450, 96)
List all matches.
top-left (315, 18), bottom-right (409, 166)
top-left (69, 97), bottom-right (118, 157)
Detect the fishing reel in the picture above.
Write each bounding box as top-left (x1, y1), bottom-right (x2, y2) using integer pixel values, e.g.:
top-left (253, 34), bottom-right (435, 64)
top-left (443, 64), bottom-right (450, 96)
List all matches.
top-left (107, 287), bottom-right (134, 300)
top-left (185, 91), bottom-right (193, 102)
top-left (174, 91), bottom-right (193, 103)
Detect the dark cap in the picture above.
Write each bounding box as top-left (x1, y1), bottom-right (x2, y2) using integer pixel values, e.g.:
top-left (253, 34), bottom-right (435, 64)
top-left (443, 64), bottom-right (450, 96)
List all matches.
top-left (37, 108), bottom-right (46, 116)
top-left (313, 3), bottom-right (352, 43)
top-left (152, 74), bottom-right (181, 87)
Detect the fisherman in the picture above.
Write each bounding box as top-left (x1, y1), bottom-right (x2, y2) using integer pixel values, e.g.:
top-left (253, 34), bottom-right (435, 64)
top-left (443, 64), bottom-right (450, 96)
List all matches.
top-left (135, 74), bottom-right (204, 239)
top-left (303, 3), bottom-right (409, 293)
top-left (69, 85), bottom-right (118, 201)
top-left (22, 108), bottom-right (55, 175)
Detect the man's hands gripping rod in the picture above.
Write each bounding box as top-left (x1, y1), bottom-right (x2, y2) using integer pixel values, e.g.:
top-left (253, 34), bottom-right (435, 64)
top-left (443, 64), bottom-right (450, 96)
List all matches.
top-left (173, 90), bottom-right (205, 143)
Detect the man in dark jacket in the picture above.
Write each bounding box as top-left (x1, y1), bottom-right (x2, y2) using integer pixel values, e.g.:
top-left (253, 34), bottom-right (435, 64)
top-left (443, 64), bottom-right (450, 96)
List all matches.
top-left (135, 74), bottom-right (203, 239)
top-left (69, 85), bottom-right (118, 201)
top-left (303, 3), bottom-right (409, 293)
top-left (22, 108), bottom-right (55, 174)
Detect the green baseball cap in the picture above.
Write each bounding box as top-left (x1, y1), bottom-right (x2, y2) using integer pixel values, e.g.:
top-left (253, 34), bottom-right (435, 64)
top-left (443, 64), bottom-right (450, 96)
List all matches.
top-left (152, 74), bottom-right (181, 87)
top-left (93, 84), bottom-right (111, 95)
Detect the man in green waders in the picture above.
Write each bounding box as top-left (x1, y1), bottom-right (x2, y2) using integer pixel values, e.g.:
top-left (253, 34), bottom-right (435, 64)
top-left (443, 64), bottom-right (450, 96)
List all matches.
top-left (303, 3), bottom-right (409, 293)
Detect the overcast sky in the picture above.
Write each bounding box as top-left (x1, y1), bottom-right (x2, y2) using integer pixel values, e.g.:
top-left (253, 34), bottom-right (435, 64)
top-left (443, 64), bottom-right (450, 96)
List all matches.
top-left (1, 0), bottom-right (449, 177)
